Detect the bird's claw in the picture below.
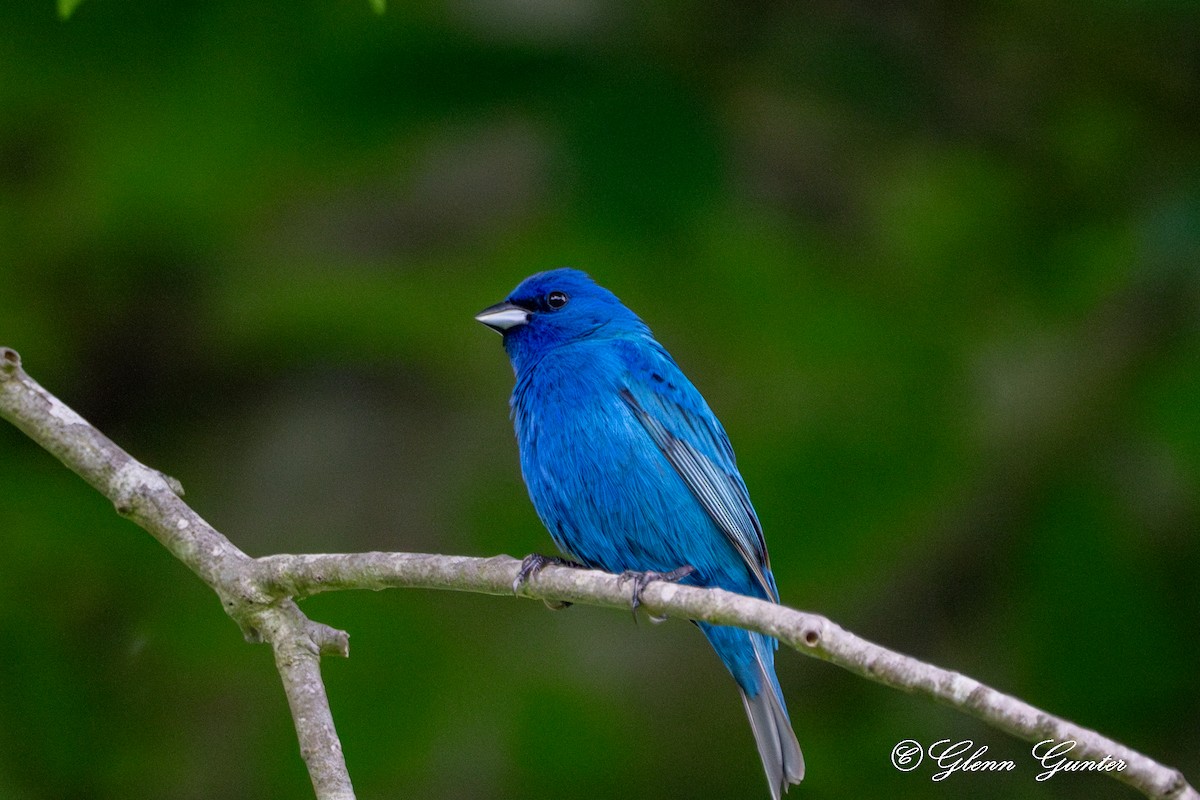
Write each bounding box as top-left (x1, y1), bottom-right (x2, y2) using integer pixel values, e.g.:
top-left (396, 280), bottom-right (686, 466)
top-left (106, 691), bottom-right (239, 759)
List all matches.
top-left (512, 554), bottom-right (586, 601)
top-left (617, 565), bottom-right (696, 622)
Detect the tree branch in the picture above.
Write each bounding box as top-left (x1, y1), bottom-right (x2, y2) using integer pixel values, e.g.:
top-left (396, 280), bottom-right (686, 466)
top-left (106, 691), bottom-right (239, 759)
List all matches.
top-left (254, 551), bottom-right (1195, 800)
top-left (1, 346), bottom-right (1194, 800)
top-left (0, 347), bottom-right (356, 800)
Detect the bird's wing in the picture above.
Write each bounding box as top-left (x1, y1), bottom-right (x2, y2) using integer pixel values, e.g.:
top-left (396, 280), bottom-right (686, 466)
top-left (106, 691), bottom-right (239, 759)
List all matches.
top-left (616, 340), bottom-right (776, 601)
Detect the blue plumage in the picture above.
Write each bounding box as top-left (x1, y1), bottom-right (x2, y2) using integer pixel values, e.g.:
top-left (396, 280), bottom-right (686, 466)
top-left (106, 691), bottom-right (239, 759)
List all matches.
top-left (476, 269), bottom-right (803, 798)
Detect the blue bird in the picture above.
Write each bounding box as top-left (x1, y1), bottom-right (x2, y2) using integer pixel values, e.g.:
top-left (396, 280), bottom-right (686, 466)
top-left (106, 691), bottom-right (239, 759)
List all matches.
top-left (476, 268), bottom-right (804, 798)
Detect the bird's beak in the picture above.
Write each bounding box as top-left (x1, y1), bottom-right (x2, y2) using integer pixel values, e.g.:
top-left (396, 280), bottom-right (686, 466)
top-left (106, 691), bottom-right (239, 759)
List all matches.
top-left (474, 301), bottom-right (530, 333)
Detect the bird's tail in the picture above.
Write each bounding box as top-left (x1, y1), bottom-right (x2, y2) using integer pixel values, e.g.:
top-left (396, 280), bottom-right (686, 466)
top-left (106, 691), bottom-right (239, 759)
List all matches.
top-left (740, 656), bottom-right (805, 800)
top-left (700, 624), bottom-right (804, 798)
top-left (744, 633), bottom-right (801, 800)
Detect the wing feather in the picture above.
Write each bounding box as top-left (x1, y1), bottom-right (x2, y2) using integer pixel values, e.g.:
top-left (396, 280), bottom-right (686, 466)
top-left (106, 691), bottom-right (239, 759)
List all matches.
top-left (616, 342), bottom-right (775, 601)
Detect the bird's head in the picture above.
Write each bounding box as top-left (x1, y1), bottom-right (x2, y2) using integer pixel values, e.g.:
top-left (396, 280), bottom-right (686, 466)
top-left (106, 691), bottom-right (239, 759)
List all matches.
top-left (475, 268), bottom-right (648, 372)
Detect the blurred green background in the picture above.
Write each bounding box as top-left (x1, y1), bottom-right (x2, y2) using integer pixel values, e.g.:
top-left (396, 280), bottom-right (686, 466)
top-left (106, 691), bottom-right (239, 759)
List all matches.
top-left (1, 1), bottom-right (1197, 798)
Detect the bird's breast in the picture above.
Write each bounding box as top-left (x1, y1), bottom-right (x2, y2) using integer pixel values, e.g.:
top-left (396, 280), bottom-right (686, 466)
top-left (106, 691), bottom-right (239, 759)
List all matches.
top-left (509, 350), bottom-right (713, 576)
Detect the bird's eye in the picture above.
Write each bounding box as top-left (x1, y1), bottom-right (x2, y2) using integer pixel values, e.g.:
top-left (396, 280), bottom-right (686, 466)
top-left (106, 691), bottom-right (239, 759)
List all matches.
top-left (547, 290), bottom-right (569, 309)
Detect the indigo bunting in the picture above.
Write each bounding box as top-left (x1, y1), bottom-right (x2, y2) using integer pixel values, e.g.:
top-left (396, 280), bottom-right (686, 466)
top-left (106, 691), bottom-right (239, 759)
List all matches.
top-left (476, 269), bottom-right (803, 798)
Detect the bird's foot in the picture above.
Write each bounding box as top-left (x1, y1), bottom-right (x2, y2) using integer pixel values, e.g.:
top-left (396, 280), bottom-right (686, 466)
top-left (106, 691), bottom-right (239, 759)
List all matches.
top-left (513, 554), bottom-right (586, 609)
top-left (617, 565), bottom-right (696, 622)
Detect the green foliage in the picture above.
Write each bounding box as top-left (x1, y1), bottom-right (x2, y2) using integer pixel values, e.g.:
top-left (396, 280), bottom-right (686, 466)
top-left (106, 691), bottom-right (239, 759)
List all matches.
top-left (57, 0), bottom-right (85, 21)
top-left (1, 1), bottom-right (1198, 798)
